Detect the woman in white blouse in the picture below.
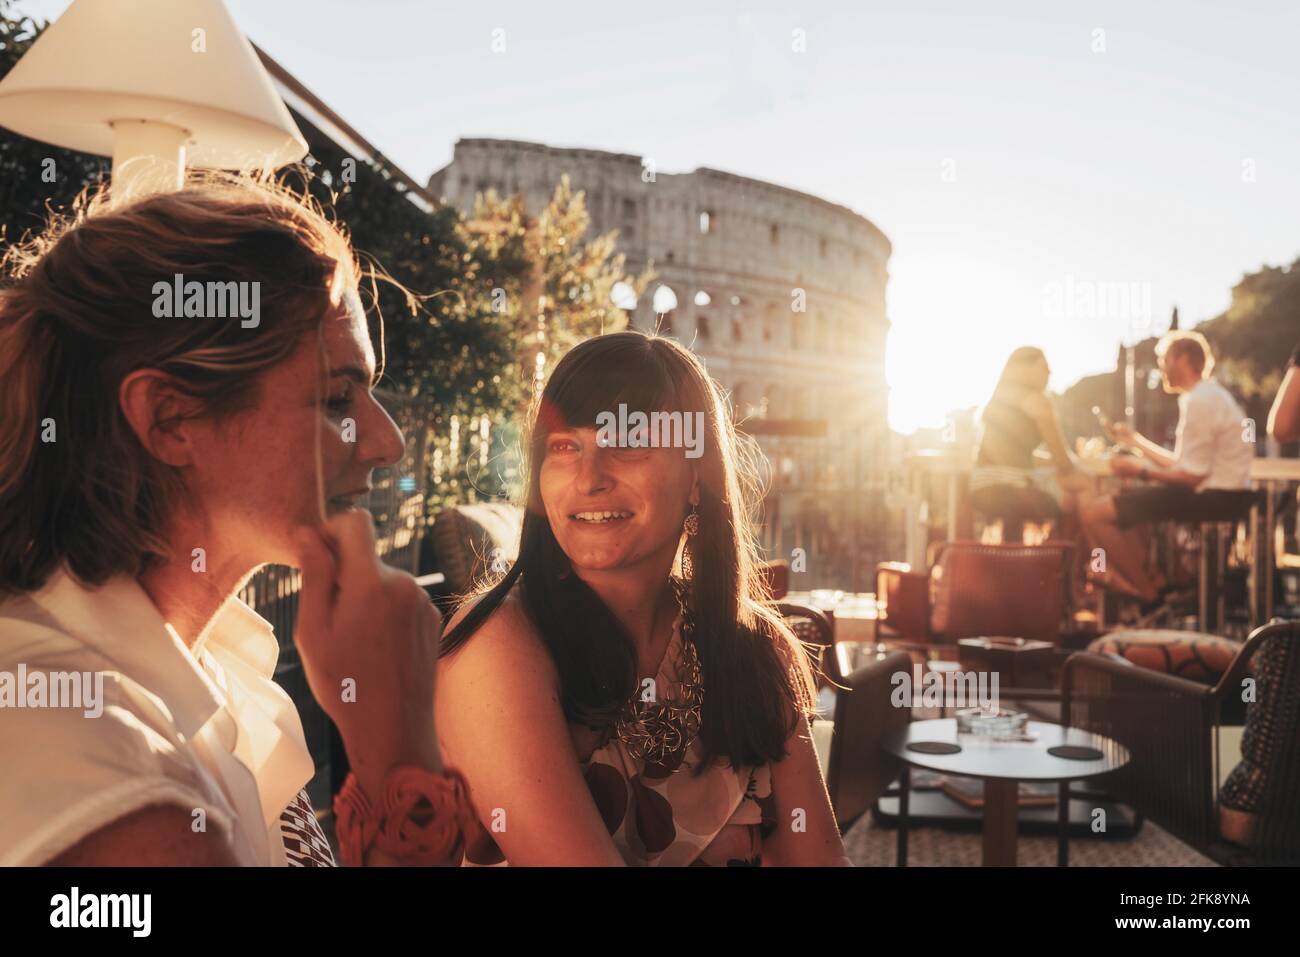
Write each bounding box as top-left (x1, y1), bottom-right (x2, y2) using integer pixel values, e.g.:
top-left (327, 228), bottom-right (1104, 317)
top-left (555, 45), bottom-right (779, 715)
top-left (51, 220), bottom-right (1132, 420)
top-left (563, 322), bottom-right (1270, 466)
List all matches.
top-left (0, 176), bottom-right (456, 866)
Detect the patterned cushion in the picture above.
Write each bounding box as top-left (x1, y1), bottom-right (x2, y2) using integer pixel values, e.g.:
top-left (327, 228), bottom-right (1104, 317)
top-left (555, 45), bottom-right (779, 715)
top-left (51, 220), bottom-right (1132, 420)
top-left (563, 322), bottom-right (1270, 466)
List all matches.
top-left (1087, 629), bottom-right (1240, 683)
top-left (430, 503), bottom-right (523, 592)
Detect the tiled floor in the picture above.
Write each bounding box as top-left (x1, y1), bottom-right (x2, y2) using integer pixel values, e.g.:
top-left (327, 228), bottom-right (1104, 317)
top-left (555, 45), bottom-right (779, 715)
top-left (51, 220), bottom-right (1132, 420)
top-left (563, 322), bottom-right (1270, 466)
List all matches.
top-left (843, 813), bottom-right (1218, 866)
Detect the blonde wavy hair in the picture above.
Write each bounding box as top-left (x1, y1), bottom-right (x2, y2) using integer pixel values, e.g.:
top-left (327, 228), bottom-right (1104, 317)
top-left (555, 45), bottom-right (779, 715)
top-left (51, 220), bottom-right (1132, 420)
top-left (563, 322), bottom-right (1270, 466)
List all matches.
top-left (0, 171), bottom-right (361, 594)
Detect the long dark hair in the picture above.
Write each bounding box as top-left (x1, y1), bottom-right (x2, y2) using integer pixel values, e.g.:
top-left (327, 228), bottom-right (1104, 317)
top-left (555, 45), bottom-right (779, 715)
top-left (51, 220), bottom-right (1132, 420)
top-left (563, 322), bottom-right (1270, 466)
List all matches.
top-left (440, 331), bottom-right (816, 770)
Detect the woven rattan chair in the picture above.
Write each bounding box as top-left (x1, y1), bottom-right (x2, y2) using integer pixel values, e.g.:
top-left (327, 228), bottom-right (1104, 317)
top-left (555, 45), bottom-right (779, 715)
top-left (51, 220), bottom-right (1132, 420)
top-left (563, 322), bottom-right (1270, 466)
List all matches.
top-left (1060, 619), bottom-right (1300, 865)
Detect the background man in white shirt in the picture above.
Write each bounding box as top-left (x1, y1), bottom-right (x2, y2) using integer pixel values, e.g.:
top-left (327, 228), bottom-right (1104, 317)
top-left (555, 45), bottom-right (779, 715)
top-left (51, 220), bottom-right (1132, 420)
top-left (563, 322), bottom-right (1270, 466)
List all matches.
top-left (1079, 330), bottom-right (1256, 602)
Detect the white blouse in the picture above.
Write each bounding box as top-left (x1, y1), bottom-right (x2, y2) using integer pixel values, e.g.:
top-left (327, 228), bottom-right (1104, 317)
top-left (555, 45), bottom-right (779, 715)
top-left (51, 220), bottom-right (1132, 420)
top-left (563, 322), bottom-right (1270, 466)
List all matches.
top-left (0, 566), bottom-right (317, 865)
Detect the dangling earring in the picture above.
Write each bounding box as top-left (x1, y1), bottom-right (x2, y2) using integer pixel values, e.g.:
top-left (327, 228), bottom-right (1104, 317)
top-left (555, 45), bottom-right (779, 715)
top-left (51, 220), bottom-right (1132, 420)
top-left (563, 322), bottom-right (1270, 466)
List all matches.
top-left (683, 503), bottom-right (700, 538)
top-left (681, 503), bottom-right (699, 579)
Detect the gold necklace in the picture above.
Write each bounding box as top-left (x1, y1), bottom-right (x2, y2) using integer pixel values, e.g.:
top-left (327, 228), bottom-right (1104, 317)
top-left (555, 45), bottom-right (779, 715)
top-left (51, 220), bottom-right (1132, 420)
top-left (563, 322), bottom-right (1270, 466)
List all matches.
top-left (613, 578), bottom-right (703, 767)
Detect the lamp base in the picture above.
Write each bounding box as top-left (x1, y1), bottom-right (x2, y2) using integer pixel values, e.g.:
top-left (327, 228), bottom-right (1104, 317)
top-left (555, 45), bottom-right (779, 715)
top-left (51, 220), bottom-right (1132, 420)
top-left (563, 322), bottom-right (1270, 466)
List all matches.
top-left (110, 119), bottom-right (188, 201)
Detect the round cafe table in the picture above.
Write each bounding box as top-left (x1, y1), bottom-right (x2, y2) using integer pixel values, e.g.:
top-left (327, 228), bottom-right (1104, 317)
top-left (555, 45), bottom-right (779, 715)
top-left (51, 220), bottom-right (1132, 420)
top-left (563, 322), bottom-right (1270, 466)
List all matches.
top-left (882, 718), bottom-right (1130, 867)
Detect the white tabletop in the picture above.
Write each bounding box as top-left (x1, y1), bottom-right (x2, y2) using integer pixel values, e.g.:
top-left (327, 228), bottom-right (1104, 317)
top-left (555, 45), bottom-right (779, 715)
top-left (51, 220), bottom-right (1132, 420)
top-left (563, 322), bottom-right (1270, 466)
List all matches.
top-left (884, 718), bottom-right (1131, 783)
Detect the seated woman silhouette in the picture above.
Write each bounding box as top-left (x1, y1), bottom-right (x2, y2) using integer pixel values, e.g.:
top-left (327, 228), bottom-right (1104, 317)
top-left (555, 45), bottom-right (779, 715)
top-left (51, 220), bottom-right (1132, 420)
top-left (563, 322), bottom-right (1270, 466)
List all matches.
top-left (970, 346), bottom-right (1089, 543)
top-left (437, 332), bottom-right (849, 865)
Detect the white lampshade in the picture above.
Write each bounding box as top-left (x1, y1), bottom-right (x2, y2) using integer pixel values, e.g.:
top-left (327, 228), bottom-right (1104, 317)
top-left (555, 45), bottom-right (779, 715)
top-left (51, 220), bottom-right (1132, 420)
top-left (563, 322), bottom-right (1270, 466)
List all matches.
top-left (0, 0), bottom-right (307, 193)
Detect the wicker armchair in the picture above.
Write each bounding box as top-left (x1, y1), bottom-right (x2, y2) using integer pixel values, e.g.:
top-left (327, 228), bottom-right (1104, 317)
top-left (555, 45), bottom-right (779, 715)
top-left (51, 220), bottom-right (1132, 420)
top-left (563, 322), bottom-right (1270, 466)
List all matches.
top-left (1060, 619), bottom-right (1300, 865)
top-left (777, 602), bottom-right (838, 689)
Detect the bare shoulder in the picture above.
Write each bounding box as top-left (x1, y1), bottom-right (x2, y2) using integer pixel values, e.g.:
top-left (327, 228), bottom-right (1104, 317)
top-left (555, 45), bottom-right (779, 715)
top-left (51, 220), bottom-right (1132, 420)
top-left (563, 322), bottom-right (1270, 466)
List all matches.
top-left (1019, 389), bottom-right (1052, 418)
top-left (440, 584), bottom-right (557, 685)
top-left (444, 582), bottom-right (531, 638)
top-left (49, 804), bottom-right (238, 867)
top-left (435, 590), bottom-right (625, 864)
top-left (436, 584), bottom-right (563, 753)
top-left (434, 582), bottom-right (591, 845)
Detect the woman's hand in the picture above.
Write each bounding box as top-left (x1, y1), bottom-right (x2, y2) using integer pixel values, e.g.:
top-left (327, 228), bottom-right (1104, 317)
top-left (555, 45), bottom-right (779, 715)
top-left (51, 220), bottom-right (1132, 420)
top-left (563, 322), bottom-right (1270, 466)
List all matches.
top-left (293, 511), bottom-right (443, 800)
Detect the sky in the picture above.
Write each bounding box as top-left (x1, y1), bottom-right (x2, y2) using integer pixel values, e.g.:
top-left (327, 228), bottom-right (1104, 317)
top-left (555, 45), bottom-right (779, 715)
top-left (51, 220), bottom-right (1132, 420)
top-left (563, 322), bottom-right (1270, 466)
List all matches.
top-left (13, 0), bottom-right (1300, 432)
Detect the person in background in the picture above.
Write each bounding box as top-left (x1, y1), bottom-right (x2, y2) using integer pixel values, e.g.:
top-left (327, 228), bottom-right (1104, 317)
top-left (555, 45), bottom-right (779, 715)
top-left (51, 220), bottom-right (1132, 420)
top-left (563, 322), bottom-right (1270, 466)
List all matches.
top-left (1268, 337), bottom-right (1300, 443)
top-left (970, 346), bottom-right (1091, 544)
top-left (1080, 330), bottom-right (1255, 603)
top-left (1266, 336), bottom-right (1300, 566)
top-left (0, 175), bottom-right (468, 866)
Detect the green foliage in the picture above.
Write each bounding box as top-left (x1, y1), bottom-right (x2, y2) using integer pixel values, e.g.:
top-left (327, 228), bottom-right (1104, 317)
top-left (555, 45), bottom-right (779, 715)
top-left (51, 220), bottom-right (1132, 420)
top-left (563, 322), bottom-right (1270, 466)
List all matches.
top-left (0, 1), bottom-right (109, 246)
top-left (1199, 258), bottom-right (1300, 400)
top-left (528, 174), bottom-right (651, 352)
top-left (470, 175), bottom-right (652, 398)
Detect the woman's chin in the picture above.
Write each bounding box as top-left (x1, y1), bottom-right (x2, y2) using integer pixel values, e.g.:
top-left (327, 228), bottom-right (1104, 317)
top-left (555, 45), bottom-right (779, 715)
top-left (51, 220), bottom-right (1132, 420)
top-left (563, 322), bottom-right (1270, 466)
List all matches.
top-left (565, 550), bottom-right (634, 574)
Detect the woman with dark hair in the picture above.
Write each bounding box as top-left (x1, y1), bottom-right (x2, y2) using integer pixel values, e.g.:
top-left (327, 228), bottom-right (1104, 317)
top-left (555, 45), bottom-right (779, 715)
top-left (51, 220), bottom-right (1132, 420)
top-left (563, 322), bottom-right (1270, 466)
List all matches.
top-left (0, 175), bottom-right (466, 866)
top-left (436, 331), bottom-right (847, 866)
top-left (970, 346), bottom-right (1089, 543)
top-left (1267, 336), bottom-right (1300, 443)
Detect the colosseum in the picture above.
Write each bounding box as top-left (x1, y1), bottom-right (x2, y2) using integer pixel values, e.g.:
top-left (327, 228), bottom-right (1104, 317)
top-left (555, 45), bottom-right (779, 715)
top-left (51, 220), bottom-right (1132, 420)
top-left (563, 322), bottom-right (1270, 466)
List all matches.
top-left (428, 139), bottom-right (896, 589)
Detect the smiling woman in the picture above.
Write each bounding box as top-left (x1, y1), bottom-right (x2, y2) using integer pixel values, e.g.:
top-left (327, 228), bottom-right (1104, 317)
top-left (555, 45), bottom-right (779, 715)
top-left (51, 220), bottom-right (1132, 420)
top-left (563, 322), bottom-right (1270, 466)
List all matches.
top-left (436, 331), bottom-right (848, 866)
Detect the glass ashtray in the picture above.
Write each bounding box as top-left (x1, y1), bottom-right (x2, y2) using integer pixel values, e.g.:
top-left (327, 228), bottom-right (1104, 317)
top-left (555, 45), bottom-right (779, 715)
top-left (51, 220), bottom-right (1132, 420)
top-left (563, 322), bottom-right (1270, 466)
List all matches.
top-left (955, 708), bottom-right (1028, 739)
